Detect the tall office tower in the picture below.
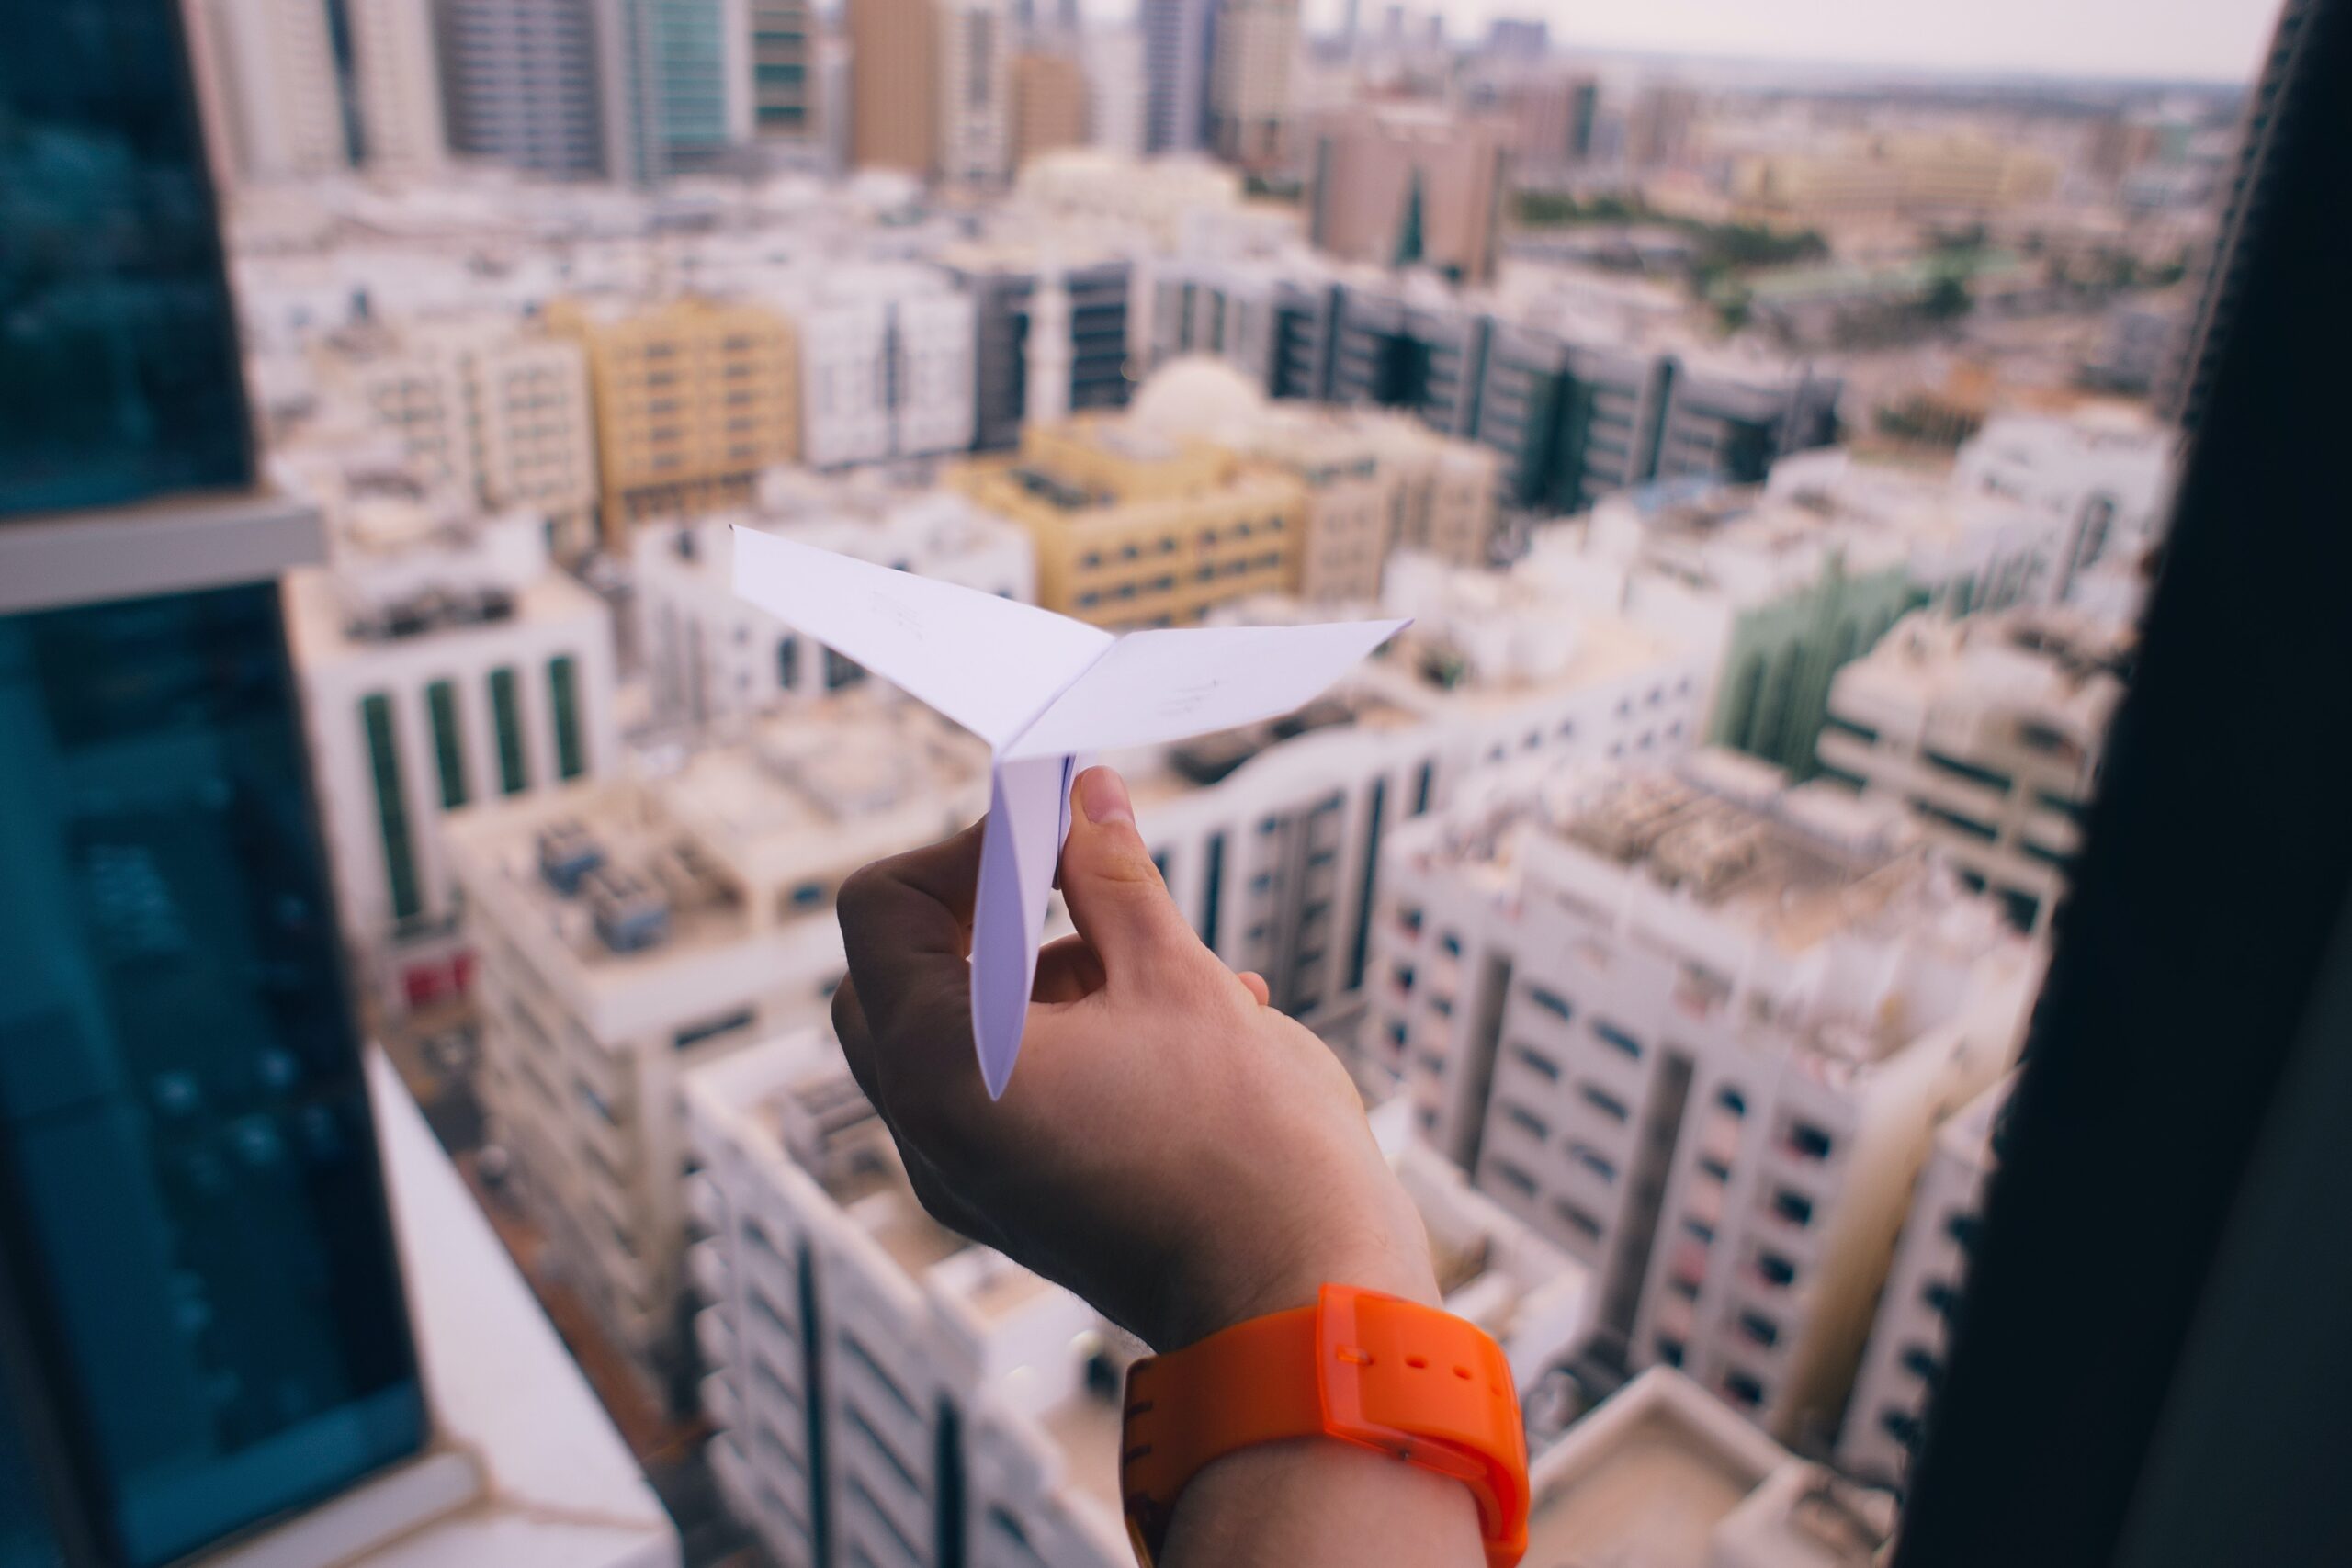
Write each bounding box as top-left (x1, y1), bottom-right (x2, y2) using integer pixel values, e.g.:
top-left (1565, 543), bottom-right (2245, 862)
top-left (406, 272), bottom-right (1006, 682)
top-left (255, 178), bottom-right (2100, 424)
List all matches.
top-left (1817, 609), bottom-right (2130, 937)
top-left (684, 1032), bottom-right (1590, 1568)
top-left (745, 0), bottom-right (818, 143)
top-left (2163, 0), bottom-right (2314, 432)
top-left (942, 243), bottom-right (1134, 450)
top-left (309, 318), bottom-right (601, 552)
top-left (937, 0), bottom-right (1013, 185)
top-left (1365, 751), bottom-right (2039, 1447)
top-left (1307, 107), bottom-right (1511, 282)
top-left (1081, 27), bottom-right (1148, 157)
top-left (599, 0), bottom-right (735, 184)
top-left (1208, 0), bottom-right (1297, 167)
top-left (632, 476), bottom-right (1034, 727)
top-left (1506, 73), bottom-right (1600, 172)
top-left (277, 471), bottom-right (619, 1017)
top-left (435, 0), bottom-right (609, 178)
top-left (1012, 51), bottom-right (1090, 169)
top-left (848, 0), bottom-right (939, 174)
top-left (194, 0), bottom-right (351, 177)
top-left (1140, 0), bottom-right (1215, 152)
top-left (1838, 1075), bottom-right (2011, 1488)
top-left (1521, 1368), bottom-right (1892, 1564)
top-left (345, 0), bottom-right (447, 171)
top-left (1484, 16), bottom-right (1547, 60)
top-left (776, 264), bottom-right (978, 468)
top-left (0, 9), bottom-right (673, 1564)
top-left (447, 700), bottom-right (989, 1406)
top-left (545, 295), bottom-right (799, 547)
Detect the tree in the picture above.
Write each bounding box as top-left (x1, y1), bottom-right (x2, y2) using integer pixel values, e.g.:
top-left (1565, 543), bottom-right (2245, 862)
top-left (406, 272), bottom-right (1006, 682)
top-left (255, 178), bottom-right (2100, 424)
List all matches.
top-left (1923, 275), bottom-right (1973, 322)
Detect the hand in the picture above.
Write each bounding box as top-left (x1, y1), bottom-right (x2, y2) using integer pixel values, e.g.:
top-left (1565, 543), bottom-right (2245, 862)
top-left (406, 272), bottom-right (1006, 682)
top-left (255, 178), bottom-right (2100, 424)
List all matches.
top-left (831, 764), bottom-right (1440, 1351)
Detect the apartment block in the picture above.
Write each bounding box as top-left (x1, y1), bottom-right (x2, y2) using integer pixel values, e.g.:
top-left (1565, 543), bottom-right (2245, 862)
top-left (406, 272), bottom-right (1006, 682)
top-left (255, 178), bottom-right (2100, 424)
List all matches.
top-left (547, 295), bottom-right (800, 547)
top-left (938, 0), bottom-right (1014, 186)
top-left (1364, 750), bottom-right (2040, 1448)
top-left (779, 265), bottom-right (978, 468)
top-left (1947, 410), bottom-right (2176, 605)
top-left (683, 1032), bottom-right (1590, 1568)
top-left (1838, 1074), bottom-right (2011, 1488)
top-left (279, 459), bottom-right (617, 1019)
top-left (436, 0), bottom-right (611, 179)
top-left (1306, 107), bottom-right (1511, 283)
top-left (1818, 609), bottom-right (2128, 935)
top-left (943, 243), bottom-right (1135, 451)
top-left (1521, 1367), bottom-right (1892, 1568)
top-left (633, 471), bottom-right (1035, 726)
top-left (345, 0), bottom-right (447, 173)
top-left (444, 700), bottom-right (989, 1402)
top-left (1208, 0), bottom-right (1300, 168)
top-left (746, 0), bottom-right (819, 143)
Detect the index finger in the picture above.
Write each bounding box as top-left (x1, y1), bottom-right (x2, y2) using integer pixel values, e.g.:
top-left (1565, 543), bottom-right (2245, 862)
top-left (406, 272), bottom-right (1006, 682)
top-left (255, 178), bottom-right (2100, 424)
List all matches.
top-left (836, 817), bottom-right (986, 1040)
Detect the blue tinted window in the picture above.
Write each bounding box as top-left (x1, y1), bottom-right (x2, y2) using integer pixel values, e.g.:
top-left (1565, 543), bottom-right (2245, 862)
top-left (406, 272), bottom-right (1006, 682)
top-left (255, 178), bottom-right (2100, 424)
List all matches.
top-left (0, 584), bottom-right (424, 1566)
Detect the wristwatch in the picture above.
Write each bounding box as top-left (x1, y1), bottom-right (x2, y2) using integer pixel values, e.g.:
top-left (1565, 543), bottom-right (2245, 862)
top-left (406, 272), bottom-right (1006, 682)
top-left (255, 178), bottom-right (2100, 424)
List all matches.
top-left (1120, 1284), bottom-right (1530, 1568)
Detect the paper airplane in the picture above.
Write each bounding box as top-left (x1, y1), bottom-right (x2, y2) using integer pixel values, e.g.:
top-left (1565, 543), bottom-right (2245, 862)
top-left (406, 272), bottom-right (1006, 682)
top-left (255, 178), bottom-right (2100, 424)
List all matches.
top-left (730, 526), bottom-right (1408, 1099)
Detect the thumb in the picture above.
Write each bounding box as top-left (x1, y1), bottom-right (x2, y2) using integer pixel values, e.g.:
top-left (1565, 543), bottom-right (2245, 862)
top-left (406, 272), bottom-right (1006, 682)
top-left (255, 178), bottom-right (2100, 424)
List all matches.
top-left (1059, 765), bottom-right (1201, 981)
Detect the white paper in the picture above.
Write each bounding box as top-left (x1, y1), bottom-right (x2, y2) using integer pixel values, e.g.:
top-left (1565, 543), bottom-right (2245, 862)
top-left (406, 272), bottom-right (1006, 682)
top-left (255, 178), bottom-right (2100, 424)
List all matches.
top-left (732, 526), bottom-right (1408, 1099)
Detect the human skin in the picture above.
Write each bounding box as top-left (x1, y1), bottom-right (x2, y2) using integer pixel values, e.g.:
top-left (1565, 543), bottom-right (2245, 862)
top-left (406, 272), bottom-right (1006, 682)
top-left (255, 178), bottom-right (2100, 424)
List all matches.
top-left (831, 764), bottom-right (1485, 1566)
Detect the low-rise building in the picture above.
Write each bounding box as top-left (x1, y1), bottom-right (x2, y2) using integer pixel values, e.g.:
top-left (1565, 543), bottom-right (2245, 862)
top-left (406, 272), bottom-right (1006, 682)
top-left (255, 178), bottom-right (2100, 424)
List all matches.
top-left (941, 242), bottom-right (1136, 451)
top-left (1364, 750), bottom-right (2040, 1448)
top-left (280, 458), bottom-right (617, 1020)
top-left (445, 698), bottom-right (989, 1404)
top-left (777, 265), bottom-right (978, 468)
top-left (1838, 1074), bottom-right (2011, 1489)
top-left (633, 469), bottom-right (1036, 727)
top-left (1947, 409), bottom-right (2175, 604)
top-left (1817, 608), bottom-right (2128, 934)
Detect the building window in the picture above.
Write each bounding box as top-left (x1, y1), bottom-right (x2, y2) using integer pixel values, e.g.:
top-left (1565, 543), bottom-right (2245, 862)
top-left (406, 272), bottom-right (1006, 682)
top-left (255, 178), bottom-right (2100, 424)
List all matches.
top-left (1717, 1087), bottom-right (1748, 1117)
top-left (1579, 1083), bottom-right (1631, 1122)
top-left (1882, 1408), bottom-right (1924, 1448)
top-left (1512, 1043), bottom-right (1561, 1082)
top-left (1501, 1102), bottom-right (1550, 1142)
top-left (425, 679), bottom-right (468, 808)
top-left (1568, 1145), bottom-right (1618, 1183)
top-left (1900, 1343), bottom-right (1942, 1382)
top-left (1923, 748), bottom-right (2014, 794)
top-left (1946, 1212), bottom-right (1982, 1251)
top-left (825, 649), bottom-right (866, 690)
top-left (1786, 1122), bottom-right (1834, 1160)
top-left (674, 1008), bottom-right (756, 1052)
top-left (1922, 1278), bottom-right (1960, 1316)
top-left (361, 694), bottom-right (422, 921)
top-left (1738, 1312), bottom-right (1779, 1348)
top-left (1552, 1199), bottom-right (1603, 1240)
top-left (548, 655), bottom-right (586, 780)
top-left (1413, 760), bottom-right (1435, 815)
top-left (1757, 1251), bottom-right (1797, 1287)
top-left (1346, 778), bottom-right (1386, 992)
top-left (1201, 831), bottom-right (1225, 951)
top-left (1656, 1337), bottom-right (1685, 1368)
top-left (489, 667), bottom-right (529, 795)
top-left (1724, 1371), bottom-right (1765, 1407)
top-left (1487, 1158), bottom-right (1538, 1198)
top-left (1528, 987), bottom-right (1573, 1022)
top-left (777, 635), bottom-right (797, 688)
top-left (1591, 1019), bottom-right (1642, 1059)
top-left (1771, 1190), bottom-right (1815, 1226)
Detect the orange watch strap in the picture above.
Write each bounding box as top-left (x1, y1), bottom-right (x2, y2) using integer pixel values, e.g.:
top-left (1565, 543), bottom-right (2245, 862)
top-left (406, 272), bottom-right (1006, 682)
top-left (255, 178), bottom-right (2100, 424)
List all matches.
top-left (1121, 1285), bottom-right (1530, 1568)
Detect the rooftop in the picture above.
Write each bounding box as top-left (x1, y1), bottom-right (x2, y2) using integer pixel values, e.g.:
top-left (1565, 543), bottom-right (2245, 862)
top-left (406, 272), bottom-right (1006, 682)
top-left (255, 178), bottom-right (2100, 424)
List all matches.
top-left (1830, 607), bottom-right (2132, 766)
top-left (1369, 554), bottom-right (1693, 709)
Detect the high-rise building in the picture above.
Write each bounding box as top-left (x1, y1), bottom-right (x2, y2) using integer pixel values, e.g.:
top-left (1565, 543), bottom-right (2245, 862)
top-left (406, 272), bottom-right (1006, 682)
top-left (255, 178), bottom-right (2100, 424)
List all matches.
top-left (1208, 0), bottom-right (1298, 168)
top-left (446, 698), bottom-right (990, 1404)
top-left (1838, 1075), bottom-right (2012, 1488)
top-left (1306, 106), bottom-right (1511, 282)
top-left (1364, 750), bottom-right (2039, 1446)
top-left (937, 0), bottom-right (1014, 184)
top-left (776, 264), bottom-right (978, 468)
top-left (2162, 0), bottom-right (2313, 432)
top-left (1624, 83), bottom-right (1698, 170)
top-left (1139, 0), bottom-right (1215, 153)
top-left (1080, 27), bottom-right (1148, 158)
top-left (546, 294), bottom-right (800, 546)
top-left (746, 0), bottom-right (819, 143)
top-left (192, 0), bottom-right (351, 177)
top-left (435, 0), bottom-right (610, 178)
top-left (345, 0), bottom-right (447, 172)
top-left (1012, 51), bottom-right (1090, 169)
top-left (1505, 72), bottom-right (1600, 172)
top-left (599, 0), bottom-right (736, 184)
top-left (1484, 17), bottom-right (1547, 60)
top-left (0, 11), bottom-right (663, 1563)
top-left (849, 0), bottom-right (940, 174)
top-left (1817, 608), bottom-right (2129, 936)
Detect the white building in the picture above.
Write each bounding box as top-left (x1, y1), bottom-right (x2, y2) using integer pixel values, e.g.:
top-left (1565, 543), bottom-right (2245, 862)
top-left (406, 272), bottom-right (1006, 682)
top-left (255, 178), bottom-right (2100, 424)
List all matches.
top-left (1207, 0), bottom-right (1299, 166)
top-left (1818, 608), bottom-right (2129, 935)
top-left (1948, 409), bottom-right (2175, 606)
top-left (281, 469), bottom-right (618, 1018)
top-left (1010, 150), bottom-right (1244, 251)
top-left (778, 265), bottom-right (978, 468)
top-left (1838, 1073), bottom-right (2011, 1488)
top-left (194, 0), bottom-right (349, 179)
top-left (939, 0), bottom-right (1015, 186)
top-left (1081, 28), bottom-right (1148, 159)
top-left (1365, 750), bottom-right (2041, 1449)
top-left (632, 471), bottom-right (1036, 727)
top-left (683, 1031), bottom-right (1590, 1568)
top-left (444, 699), bottom-right (989, 1403)
top-left (1521, 1366), bottom-right (1891, 1568)
top-left (345, 0), bottom-right (448, 174)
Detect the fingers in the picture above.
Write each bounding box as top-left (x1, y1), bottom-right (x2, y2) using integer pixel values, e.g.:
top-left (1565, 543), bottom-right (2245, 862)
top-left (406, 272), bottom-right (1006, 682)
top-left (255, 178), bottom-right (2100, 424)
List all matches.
top-left (836, 818), bottom-right (986, 1040)
top-left (1238, 970), bottom-right (1272, 1008)
top-left (1034, 932), bottom-right (1107, 1004)
top-left (1057, 767), bottom-right (1204, 987)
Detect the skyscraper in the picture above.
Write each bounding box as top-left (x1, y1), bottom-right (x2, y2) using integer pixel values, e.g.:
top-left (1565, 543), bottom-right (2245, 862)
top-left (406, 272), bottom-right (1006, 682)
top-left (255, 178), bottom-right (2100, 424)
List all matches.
top-left (936, 0), bottom-right (1012, 185)
top-left (1140, 0), bottom-right (1214, 153)
top-left (190, 0), bottom-right (350, 177)
top-left (436, 0), bottom-right (609, 178)
top-left (1209, 0), bottom-right (1297, 168)
top-left (598, 0), bottom-right (734, 184)
top-left (345, 0), bottom-right (447, 171)
top-left (848, 0), bottom-right (938, 175)
top-left (745, 0), bottom-right (817, 143)
top-left (1012, 50), bottom-right (1088, 170)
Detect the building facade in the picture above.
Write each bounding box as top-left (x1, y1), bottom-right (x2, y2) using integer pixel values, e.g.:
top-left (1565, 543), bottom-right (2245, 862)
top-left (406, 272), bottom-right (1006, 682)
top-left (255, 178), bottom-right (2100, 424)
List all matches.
top-left (937, 0), bottom-right (1014, 185)
top-left (1208, 0), bottom-right (1298, 168)
top-left (745, 0), bottom-right (818, 143)
top-left (1139, 0), bottom-right (1214, 153)
top-left (1308, 107), bottom-right (1511, 283)
top-left (944, 247), bottom-right (1135, 451)
top-left (1012, 51), bottom-right (1090, 169)
top-left (346, 0), bottom-right (447, 172)
top-left (195, 0), bottom-right (351, 178)
top-left (600, 0), bottom-right (736, 184)
top-left (436, 0), bottom-right (610, 178)
top-left (781, 265), bottom-right (978, 468)
top-left (849, 0), bottom-right (939, 174)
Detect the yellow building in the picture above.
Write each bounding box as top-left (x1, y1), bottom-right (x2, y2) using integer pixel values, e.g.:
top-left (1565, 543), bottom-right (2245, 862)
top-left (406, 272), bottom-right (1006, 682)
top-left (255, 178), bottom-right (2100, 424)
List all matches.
top-left (953, 414), bottom-right (1306, 629)
top-left (545, 296), bottom-right (799, 547)
top-left (1729, 133), bottom-right (2061, 222)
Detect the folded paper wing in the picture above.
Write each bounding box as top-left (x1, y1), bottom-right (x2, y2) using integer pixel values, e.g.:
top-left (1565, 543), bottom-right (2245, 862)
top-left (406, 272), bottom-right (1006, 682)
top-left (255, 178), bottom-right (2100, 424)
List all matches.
top-left (731, 526), bottom-right (1407, 1099)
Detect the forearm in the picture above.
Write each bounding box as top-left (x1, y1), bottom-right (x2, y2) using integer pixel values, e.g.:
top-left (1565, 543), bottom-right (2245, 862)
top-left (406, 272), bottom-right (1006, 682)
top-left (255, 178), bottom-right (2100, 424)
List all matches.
top-left (1159, 1436), bottom-right (1485, 1567)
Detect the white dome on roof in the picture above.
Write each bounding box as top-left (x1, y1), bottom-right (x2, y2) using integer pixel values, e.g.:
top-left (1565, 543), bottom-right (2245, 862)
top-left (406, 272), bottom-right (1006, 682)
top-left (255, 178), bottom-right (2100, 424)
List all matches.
top-left (1128, 355), bottom-right (1267, 440)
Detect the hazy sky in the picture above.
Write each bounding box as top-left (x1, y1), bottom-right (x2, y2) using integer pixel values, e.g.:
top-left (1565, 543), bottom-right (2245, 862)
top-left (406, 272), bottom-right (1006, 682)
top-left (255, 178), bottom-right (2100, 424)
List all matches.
top-left (1093, 0), bottom-right (2282, 86)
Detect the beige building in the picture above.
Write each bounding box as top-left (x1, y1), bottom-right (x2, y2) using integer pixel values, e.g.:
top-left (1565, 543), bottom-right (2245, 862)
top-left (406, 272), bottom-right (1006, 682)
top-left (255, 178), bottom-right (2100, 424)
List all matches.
top-left (1209, 0), bottom-right (1299, 169)
top-left (952, 411), bottom-right (1307, 631)
top-left (547, 296), bottom-right (798, 547)
top-left (1729, 132), bottom-right (2063, 222)
top-left (345, 0), bottom-right (446, 173)
top-left (1012, 51), bottom-right (1090, 169)
top-left (849, 0), bottom-right (939, 174)
top-left (1306, 106), bottom-right (1511, 282)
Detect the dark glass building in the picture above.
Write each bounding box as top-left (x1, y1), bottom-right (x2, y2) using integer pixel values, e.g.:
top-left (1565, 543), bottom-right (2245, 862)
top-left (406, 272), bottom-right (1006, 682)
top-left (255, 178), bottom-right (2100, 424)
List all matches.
top-left (0, 5), bottom-right (428, 1565)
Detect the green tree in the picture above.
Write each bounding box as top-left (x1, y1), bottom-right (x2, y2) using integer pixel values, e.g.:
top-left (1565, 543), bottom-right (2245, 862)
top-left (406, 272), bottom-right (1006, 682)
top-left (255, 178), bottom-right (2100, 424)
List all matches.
top-left (1923, 275), bottom-right (1973, 322)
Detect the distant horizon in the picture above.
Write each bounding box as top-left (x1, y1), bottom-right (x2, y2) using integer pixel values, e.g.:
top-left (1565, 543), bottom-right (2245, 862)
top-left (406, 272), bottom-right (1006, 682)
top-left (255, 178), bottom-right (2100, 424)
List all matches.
top-left (1079, 0), bottom-right (2278, 90)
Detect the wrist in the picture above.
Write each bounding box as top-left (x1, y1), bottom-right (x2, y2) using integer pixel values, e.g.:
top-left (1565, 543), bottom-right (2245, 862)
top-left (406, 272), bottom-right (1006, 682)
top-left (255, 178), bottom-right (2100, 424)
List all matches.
top-left (1161, 1222), bottom-right (1441, 1351)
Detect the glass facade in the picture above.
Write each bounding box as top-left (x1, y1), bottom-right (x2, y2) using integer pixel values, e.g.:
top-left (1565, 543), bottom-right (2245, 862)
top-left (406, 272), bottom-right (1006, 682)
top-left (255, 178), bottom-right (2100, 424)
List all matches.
top-left (0, 0), bottom-right (252, 515)
top-left (490, 666), bottom-right (530, 794)
top-left (0, 584), bottom-right (426, 1567)
top-left (549, 655), bottom-right (585, 780)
